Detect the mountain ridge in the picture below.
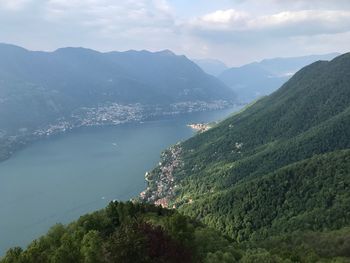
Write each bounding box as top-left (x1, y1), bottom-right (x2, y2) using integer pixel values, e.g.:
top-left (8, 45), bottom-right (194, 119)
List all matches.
top-left (0, 43), bottom-right (236, 162)
top-left (218, 52), bottom-right (340, 102)
top-left (193, 58), bottom-right (228, 77)
top-left (141, 52), bottom-right (350, 244)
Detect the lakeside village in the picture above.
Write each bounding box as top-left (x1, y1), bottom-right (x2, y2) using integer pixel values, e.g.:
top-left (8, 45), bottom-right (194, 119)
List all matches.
top-left (139, 141), bottom-right (245, 209)
top-left (0, 100), bottom-right (234, 162)
top-left (33, 100), bottom-right (231, 137)
top-left (187, 123), bottom-right (211, 133)
top-left (139, 144), bottom-right (183, 208)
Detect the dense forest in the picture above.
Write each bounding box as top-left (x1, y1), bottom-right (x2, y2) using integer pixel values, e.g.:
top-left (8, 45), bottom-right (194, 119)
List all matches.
top-left (181, 150), bottom-right (350, 241)
top-left (2, 202), bottom-right (350, 263)
top-left (140, 53), bottom-right (350, 261)
top-left (0, 202), bottom-right (241, 263)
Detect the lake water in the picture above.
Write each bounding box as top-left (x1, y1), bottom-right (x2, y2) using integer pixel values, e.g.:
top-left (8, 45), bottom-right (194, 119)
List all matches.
top-left (0, 107), bottom-right (240, 255)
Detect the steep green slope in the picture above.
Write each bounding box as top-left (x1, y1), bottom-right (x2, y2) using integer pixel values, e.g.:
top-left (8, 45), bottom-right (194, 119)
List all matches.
top-left (181, 150), bottom-right (350, 241)
top-left (0, 202), bottom-right (242, 263)
top-left (142, 53), bottom-right (350, 242)
top-left (3, 201), bottom-right (350, 263)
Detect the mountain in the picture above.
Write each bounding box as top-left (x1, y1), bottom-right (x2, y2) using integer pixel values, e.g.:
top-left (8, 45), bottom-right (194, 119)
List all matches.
top-left (0, 43), bottom-right (235, 161)
top-left (142, 53), bottom-right (350, 251)
top-left (193, 59), bottom-right (228, 77)
top-left (193, 59), bottom-right (228, 76)
top-left (219, 53), bottom-right (340, 102)
top-left (2, 53), bottom-right (350, 262)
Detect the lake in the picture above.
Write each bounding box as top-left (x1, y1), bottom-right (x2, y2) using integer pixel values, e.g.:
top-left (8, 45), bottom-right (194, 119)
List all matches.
top-left (0, 106), bottom-right (240, 255)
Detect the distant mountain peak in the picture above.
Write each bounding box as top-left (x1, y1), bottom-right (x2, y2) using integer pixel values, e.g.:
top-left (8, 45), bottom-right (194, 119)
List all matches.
top-left (193, 58), bottom-right (228, 76)
top-left (53, 46), bottom-right (100, 55)
top-left (219, 52), bottom-right (341, 103)
top-left (0, 43), bottom-right (28, 53)
top-left (157, 49), bottom-right (176, 56)
top-left (259, 52), bottom-right (341, 64)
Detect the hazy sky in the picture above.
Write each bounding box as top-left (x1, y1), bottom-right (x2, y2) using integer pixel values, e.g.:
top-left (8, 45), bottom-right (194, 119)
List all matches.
top-left (0, 0), bottom-right (349, 65)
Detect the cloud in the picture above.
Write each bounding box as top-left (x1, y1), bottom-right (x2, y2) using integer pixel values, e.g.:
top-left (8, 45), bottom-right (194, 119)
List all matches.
top-left (22, 0), bottom-right (177, 51)
top-left (45, 0), bottom-right (174, 30)
top-left (179, 6), bottom-right (350, 65)
top-left (201, 9), bottom-right (248, 24)
top-left (193, 9), bottom-right (249, 30)
top-left (0, 0), bottom-right (31, 10)
top-left (188, 9), bottom-right (350, 41)
top-left (231, 0), bottom-right (350, 10)
top-left (0, 0), bottom-right (349, 65)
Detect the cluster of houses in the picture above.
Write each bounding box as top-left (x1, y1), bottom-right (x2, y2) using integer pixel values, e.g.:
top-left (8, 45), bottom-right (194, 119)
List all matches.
top-left (76, 103), bottom-right (143, 126)
top-left (187, 123), bottom-right (211, 133)
top-left (140, 144), bottom-right (182, 208)
top-left (33, 103), bottom-right (144, 137)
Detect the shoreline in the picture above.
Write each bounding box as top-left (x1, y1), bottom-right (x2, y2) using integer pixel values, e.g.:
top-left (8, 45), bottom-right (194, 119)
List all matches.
top-left (0, 102), bottom-right (239, 165)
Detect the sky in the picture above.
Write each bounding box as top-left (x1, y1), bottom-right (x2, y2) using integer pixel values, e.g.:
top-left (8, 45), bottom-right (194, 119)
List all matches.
top-left (0, 0), bottom-right (349, 66)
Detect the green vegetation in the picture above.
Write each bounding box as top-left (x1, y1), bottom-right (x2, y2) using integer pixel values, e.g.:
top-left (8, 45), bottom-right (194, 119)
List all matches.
top-left (2, 202), bottom-right (350, 262)
top-left (0, 202), bottom-right (242, 263)
top-left (181, 150), bottom-right (350, 241)
top-left (2, 52), bottom-right (350, 261)
top-left (140, 53), bottom-right (350, 260)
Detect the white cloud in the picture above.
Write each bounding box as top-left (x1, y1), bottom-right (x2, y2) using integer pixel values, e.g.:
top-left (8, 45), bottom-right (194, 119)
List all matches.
top-left (252, 10), bottom-right (350, 35)
top-left (22, 0), bottom-right (179, 52)
top-left (45, 0), bottom-right (174, 28)
top-left (0, 0), bottom-right (31, 10)
top-left (0, 0), bottom-right (349, 65)
top-left (201, 9), bottom-right (248, 24)
top-left (188, 9), bottom-right (350, 38)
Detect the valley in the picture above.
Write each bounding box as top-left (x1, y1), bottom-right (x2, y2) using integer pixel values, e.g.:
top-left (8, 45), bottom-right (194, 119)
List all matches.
top-left (0, 106), bottom-right (240, 256)
top-left (1, 1), bottom-right (350, 262)
top-left (1, 50), bottom-right (350, 263)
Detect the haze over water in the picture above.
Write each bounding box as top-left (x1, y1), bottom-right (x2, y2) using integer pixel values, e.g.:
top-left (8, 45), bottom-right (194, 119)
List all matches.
top-left (0, 107), bottom-right (240, 255)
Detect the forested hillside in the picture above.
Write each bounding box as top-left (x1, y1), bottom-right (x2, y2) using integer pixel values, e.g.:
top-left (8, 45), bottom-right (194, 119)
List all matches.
top-left (181, 150), bottom-right (350, 241)
top-left (142, 53), bottom-right (350, 248)
top-left (2, 202), bottom-right (350, 263)
top-left (0, 202), bottom-right (241, 263)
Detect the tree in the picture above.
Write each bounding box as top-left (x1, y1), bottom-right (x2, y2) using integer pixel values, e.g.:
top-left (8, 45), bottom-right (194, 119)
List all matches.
top-left (81, 230), bottom-right (103, 263)
top-left (1, 247), bottom-right (22, 263)
top-left (104, 222), bottom-right (148, 263)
